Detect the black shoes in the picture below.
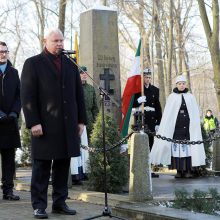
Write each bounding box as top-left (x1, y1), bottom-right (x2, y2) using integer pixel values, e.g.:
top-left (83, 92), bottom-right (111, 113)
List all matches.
top-left (72, 180), bottom-right (83, 185)
top-left (3, 193), bottom-right (20, 201)
top-left (183, 171), bottom-right (193, 178)
top-left (33, 209), bottom-right (48, 219)
top-left (151, 172), bottom-right (159, 178)
top-left (52, 203), bottom-right (76, 215)
top-left (175, 170), bottom-right (194, 178)
top-left (33, 204), bottom-right (76, 218)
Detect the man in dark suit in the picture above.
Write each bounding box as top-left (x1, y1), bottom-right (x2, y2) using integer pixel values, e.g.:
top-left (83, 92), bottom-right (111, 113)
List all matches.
top-left (133, 68), bottom-right (162, 177)
top-left (21, 29), bottom-right (87, 219)
top-left (0, 41), bottom-right (21, 201)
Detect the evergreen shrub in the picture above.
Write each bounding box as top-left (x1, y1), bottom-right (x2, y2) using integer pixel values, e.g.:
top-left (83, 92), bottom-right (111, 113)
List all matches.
top-left (88, 112), bottom-right (128, 193)
top-left (20, 120), bottom-right (31, 166)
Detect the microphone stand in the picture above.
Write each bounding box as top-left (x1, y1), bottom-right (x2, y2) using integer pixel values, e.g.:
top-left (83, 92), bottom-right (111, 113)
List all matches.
top-left (63, 54), bottom-right (127, 220)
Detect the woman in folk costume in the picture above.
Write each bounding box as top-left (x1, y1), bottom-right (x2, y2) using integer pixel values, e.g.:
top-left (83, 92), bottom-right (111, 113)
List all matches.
top-left (70, 127), bottom-right (89, 184)
top-left (150, 75), bottom-right (206, 178)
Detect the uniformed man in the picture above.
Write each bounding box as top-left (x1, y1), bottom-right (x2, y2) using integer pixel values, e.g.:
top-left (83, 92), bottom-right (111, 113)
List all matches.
top-left (133, 68), bottom-right (162, 177)
top-left (79, 66), bottom-right (98, 140)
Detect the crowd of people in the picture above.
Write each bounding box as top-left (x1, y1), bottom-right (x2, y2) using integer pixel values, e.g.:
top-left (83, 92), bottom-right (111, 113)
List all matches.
top-left (0, 27), bottom-right (218, 219)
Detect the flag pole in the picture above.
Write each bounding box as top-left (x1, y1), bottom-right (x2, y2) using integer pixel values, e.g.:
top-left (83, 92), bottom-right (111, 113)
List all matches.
top-left (70, 0), bottom-right (73, 50)
top-left (140, 36), bottom-right (145, 129)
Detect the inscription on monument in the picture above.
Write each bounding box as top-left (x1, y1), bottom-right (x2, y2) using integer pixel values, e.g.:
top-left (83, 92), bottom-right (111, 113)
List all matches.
top-left (97, 54), bottom-right (117, 68)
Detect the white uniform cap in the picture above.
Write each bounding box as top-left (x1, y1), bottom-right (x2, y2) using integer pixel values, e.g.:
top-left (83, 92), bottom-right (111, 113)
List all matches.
top-left (176, 75), bottom-right (186, 83)
top-left (143, 68), bottom-right (152, 75)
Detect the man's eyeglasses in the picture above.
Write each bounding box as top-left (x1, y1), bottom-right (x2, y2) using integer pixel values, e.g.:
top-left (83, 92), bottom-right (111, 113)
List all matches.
top-left (0, 51), bottom-right (9, 55)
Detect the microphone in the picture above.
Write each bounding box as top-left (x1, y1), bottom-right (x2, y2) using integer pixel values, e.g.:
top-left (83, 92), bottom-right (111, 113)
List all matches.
top-left (59, 49), bottom-right (76, 55)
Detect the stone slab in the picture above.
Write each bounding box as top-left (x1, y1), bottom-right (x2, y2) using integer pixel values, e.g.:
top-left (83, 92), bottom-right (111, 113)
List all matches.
top-left (112, 203), bottom-right (220, 220)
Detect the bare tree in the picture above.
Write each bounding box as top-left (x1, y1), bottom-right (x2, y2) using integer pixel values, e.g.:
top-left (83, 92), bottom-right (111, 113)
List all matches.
top-left (58, 0), bottom-right (67, 34)
top-left (197, 0), bottom-right (220, 110)
top-left (167, 0), bottom-right (174, 94)
top-left (173, 0), bottom-right (192, 76)
top-left (160, 0), bottom-right (193, 92)
top-left (182, 48), bottom-right (192, 91)
top-left (32, 0), bottom-right (46, 50)
top-left (102, 0), bottom-right (107, 6)
top-left (116, 0), bottom-right (152, 66)
top-left (153, 0), bottom-right (166, 108)
top-left (11, 11), bottom-right (21, 66)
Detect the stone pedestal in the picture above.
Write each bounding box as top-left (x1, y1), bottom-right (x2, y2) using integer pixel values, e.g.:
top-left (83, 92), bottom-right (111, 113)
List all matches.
top-left (80, 6), bottom-right (121, 123)
top-left (212, 139), bottom-right (220, 171)
top-left (129, 132), bottom-right (153, 201)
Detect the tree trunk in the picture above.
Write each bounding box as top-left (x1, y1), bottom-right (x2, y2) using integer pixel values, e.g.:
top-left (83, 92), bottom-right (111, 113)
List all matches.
top-left (143, 30), bottom-right (152, 69)
top-left (175, 0), bottom-right (184, 75)
top-left (58, 0), bottom-right (67, 34)
top-left (183, 49), bottom-right (192, 91)
top-left (12, 41), bottom-right (20, 66)
top-left (167, 0), bottom-right (173, 94)
top-left (197, 0), bottom-right (220, 110)
top-left (102, 0), bottom-right (107, 6)
top-left (153, 0), bottom-right (166, 109)
top-left (32, 0), bottom-right (45, 50)
top-left (172, 50), bottom-right (178, 76)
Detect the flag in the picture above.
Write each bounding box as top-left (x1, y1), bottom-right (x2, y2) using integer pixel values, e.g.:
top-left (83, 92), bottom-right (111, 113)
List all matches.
top-left (73, 32), bottom-right (79, 63)
top-left (120, 40), bottom-right (142, 138)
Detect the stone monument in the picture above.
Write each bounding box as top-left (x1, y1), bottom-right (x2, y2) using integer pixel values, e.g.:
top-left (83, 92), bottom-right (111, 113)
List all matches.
top-left (79, 6), bottom-right (121, 123)
top-left (129, 132), bottom-right (153, 201)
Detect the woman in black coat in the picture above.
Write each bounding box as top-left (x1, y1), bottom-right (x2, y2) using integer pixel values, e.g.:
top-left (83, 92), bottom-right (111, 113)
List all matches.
top-left (0, 41), bottom-right (21, 200)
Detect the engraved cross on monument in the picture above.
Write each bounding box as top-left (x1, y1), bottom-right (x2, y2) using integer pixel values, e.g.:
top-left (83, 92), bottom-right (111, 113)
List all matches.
top-left (99, 68), bottom-right (115, 101)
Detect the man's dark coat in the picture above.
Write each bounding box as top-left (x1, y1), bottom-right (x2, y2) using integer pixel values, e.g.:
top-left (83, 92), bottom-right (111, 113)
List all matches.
top-left (0, 61), bottom-right (21, 149)
top-left (133, 84), bottom-right (162, 131)
top-left (21, 52), bottom-right (87, 160)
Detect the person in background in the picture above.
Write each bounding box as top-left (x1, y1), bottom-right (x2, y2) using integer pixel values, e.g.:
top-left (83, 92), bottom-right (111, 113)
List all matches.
top-left (150, 75), bottom-right (206, 178)
top-left (21, 29), bottom-right (87, 219)
top-left (71, 66), bottom-right (98, 184)
top-left (133, 68), bottom-right (162, 178)
top-left (79, 66), bottom-right (98, 140)
top-left (0, 41), bottom-right (21, 201)
top-left (203, 109), bottom-right (219, 134)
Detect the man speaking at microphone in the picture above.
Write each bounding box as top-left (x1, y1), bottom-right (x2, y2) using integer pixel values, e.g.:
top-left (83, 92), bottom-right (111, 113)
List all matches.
top-left (21, 28), bottom-right (87, 219)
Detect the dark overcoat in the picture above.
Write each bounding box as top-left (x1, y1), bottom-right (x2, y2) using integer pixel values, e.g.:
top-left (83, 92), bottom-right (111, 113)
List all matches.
top-left (173, 89), bottom-right (190, 140)
top-left (0, 61), bottom-right (21, 149)
top-left (21, 52), bottom-right (87, 160)
top-left (133, 84), bottom-right (162, 131)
